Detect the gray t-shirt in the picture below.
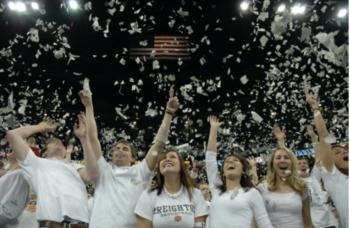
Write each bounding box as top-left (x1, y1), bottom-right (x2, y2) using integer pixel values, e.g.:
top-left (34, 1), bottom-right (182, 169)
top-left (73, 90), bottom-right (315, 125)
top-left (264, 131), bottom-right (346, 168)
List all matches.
top-left (0, 169), bottom-right (29, 225)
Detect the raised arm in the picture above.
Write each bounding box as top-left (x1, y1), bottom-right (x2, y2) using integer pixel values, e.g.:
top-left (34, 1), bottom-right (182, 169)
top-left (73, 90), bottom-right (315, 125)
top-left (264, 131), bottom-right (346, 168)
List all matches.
top-left (207, 116), bottom-right (221, 152)
top-left (65, 143), bottom-right (74, 161)
top-left (73, 113), bottom-right (99, 182)
top-left (272, 125), bottom-right (286, 148)
top-left (6, 120), bottom-right (57, 161)
top-left (247, 156), bottom-right (258, 185)
top-left (79, 90), bottom-right (102, 160)
top-left (306, 125), bottom-right (320, 164)
top-left (144, 88), bottom-right (179, 170)
top-left (205, 116), bottom-right (222, 188)
top-left (306, 94), bottom-right (333, 172)
top-left (306, 94), bottom-right (328, 138)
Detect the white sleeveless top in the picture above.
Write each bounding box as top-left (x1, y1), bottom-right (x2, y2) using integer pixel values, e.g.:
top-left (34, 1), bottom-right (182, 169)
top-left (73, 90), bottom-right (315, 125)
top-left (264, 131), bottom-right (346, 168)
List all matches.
top-left (257, 183), bottom-right (304, 228)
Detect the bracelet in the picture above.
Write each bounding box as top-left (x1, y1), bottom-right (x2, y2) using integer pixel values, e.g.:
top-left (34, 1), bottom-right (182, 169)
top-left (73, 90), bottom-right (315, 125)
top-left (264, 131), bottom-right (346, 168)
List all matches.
top-left (165, 110), bottom-right (175, 116)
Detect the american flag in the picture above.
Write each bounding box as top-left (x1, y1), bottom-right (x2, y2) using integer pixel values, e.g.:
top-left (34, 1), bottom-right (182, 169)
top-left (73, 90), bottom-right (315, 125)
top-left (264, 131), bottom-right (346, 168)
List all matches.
top-left (130, 35), bottom-right (191, 60)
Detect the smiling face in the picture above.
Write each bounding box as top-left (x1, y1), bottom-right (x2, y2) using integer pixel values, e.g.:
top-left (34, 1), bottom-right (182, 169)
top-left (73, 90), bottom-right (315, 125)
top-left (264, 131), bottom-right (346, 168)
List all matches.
top-left (111, 142), bottom-right (134, 167)
top-left (272, 149), bottom-right (292, 178)
top-left (332, 145), bottom-right (348, 171)
top-left (297, 158), bottom-right (309, 178)
top-left (223, 155), bottom-right (244, 180)
top-left (159, 151), bottom-right (181, 176)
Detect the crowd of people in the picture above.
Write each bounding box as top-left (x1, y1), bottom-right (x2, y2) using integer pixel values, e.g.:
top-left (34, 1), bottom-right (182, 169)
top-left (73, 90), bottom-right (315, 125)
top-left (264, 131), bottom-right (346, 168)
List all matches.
top-left (0, 87), bottom-right (348, 228)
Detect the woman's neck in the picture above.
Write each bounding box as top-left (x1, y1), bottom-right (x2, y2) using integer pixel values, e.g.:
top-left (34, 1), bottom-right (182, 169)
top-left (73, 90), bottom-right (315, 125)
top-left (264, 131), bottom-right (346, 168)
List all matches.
top-left (8, 160), bottom-right (20, 171)
top-left (164, 174), bottom-right (182, 193)
top-left (275, 175), bottom-right (294, 192)
top-left (226, 177), bottom-right (241, 191)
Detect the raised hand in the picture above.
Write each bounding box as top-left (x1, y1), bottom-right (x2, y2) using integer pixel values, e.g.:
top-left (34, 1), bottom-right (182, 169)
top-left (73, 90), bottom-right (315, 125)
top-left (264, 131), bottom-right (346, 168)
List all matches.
top-left (66, 144), bottom-right (74, 155)
top-left (305, 89), bottom-right (320, 110)
top-left (166, 87), bottom-right (180, 114)
top-left (272, 125), bottom-right (285, 141)
top-left (79, 90), bottom-right (93, 107)
top-left (208, 116), bottom-right (222, 129)
top-left (73, 113), bottom-right (87, 139)
top-left (247, 156), bottom-right (257, 168)
top-left (38, 119), bottom-right (58, 133)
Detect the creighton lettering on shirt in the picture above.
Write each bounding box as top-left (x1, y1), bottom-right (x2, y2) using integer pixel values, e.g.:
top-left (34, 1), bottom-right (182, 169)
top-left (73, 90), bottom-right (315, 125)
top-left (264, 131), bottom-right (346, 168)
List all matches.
top-left (153, 204), bottom-right (195, 217)
top-left (135, 188), bottom-right (208, 228)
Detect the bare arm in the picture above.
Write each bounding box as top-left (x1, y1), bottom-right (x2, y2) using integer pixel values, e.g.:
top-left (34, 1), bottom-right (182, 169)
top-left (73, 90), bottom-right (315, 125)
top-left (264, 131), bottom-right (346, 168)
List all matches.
top-left (136, 215), bottom-right (152, 228)
top-left (247, 156), bottom-right (258, 185)
top-left (74, 113), bottom-right (99, 182)
top-left (79, 90), bottom-right (102, 160)
top-left (207, 116), bottom-right (222, 152)
top-left (7, 120), bottom-right (57, 161)
top-left (306, 125), bottom-right (320, 164)
top-left (144, 88), bottom-right (179, 170)
top-left (306, 94), bottom-right (334, 172)
top-left (65, 144), bottom-right (73, 161)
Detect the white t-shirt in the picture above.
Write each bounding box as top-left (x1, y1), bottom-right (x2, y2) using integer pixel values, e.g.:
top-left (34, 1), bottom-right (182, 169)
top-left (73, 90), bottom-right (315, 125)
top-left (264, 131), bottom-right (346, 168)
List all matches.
top-left (6, 210), bottom-right (39, 228)
top-left (303, 176), bottom-right (338, 228)
top-left (319, 165), bottom-right (348, 228)
top-left (134, 187), bottom-right (208, 228)
top-left (18, 150), bottom-right (89, 223)
top-left (0, 169), bottom-right (29, 225)
top-left (257, 183), bottom-right (304, 228)
top-left (89, 157), bottom-right (152, 228)
top-left (205, 151), bottom-right (273, 228)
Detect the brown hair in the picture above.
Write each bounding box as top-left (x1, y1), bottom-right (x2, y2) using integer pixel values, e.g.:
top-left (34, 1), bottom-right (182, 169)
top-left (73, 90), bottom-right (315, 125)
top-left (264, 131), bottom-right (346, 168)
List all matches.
top-left (149, 148), bottom-right (195, 200)
top-left (112, 139), bottom-right (137, 158)
top-left (266, 147), bottom-right (307, 194)
top-left (45, 137), bottom-right (62, 146)
top-left (217, 153), bottom-right (255, 194)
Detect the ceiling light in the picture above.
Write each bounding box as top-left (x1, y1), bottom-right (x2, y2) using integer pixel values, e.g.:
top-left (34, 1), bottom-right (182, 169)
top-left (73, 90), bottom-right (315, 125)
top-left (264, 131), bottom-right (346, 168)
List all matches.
top-left (337, 8), bottom-right (348, 18)
top-left (68, 0), bottom-right (79, 10)
top-left (240, 1), bottom-right (250, 11)
top-left (31, 2), bottom-right (39, 10)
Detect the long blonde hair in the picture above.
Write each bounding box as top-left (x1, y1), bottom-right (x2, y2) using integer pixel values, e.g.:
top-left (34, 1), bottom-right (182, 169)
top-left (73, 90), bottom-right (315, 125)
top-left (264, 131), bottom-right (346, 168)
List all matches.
top-left (266, 147), bottom-right (307, 194)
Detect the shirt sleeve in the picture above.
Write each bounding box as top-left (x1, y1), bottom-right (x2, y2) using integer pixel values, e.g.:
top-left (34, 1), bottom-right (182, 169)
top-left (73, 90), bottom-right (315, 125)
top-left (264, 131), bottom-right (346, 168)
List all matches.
top-left (249, 188), bottom-right (273, 228)
top-left (136, 159), bottom-right (152, 182)
top-left (97, 156), bottom-right (110, 172)
top-left (193, 188), bottom-right (209, 217)
top-left (134, 189), bottom-right (154, 221)
top-left (17, 149), bottom-right (40, 178)
top-left (205, 151), bottom-right (222, 189)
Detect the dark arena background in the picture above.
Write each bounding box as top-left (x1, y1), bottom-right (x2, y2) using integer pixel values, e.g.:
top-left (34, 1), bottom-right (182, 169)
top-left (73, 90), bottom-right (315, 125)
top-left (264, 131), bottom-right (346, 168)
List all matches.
top-left (0, 0), bottom-right (348, 172)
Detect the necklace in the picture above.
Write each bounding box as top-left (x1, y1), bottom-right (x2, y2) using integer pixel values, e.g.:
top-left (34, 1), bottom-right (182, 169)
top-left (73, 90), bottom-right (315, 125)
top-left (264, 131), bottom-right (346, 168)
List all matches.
top-left (229, 187), bottom-right (241, 200)
top-left (164, 185), bottom-right (183, 198)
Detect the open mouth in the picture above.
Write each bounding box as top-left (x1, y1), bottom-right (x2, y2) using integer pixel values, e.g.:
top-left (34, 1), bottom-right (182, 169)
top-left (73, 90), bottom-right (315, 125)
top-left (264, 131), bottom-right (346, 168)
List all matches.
top-left (344, 156), bottom-right (349, 161)
top-left (227, 166), bottom-right (236, 170)
top-left (164, 163), bottom-right (174, 168)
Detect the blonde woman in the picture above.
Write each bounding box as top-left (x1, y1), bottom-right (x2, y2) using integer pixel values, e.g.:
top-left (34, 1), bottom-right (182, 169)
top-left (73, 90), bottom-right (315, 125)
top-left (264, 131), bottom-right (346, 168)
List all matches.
top-left (257, 147), bottom-right (314, 228)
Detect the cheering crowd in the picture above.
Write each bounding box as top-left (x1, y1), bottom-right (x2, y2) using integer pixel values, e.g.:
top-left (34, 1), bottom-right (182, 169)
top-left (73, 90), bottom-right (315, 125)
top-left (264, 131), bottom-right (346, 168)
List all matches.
top-left (0, 87), bottom-right (348, 228)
